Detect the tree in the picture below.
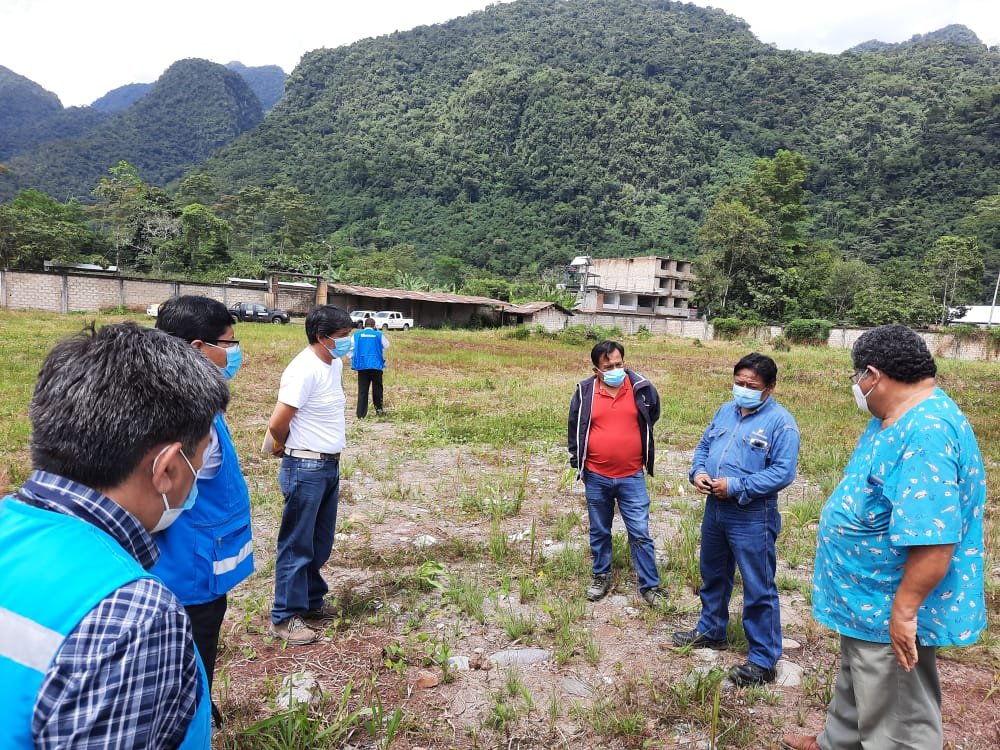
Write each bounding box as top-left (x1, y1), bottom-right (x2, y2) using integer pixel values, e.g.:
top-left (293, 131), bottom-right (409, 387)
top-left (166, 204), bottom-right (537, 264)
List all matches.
top-left (693, 199), bottom-right (773, 318)
top-left (1, 190), bottom-right (97, 269)
top-left (924, 235), bottom-right (984, 323)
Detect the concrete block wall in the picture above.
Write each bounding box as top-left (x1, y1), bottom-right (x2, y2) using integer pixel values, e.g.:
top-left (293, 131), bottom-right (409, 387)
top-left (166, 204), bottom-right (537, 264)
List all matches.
top-left (1, 271), bottom-right (317, 316)
top-left (4, 271), bottom-right (64, 311)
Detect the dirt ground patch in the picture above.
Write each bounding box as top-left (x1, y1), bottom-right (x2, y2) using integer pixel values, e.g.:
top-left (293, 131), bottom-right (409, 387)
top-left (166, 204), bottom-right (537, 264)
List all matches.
top-left (217, 415), bottom-right (998, 749)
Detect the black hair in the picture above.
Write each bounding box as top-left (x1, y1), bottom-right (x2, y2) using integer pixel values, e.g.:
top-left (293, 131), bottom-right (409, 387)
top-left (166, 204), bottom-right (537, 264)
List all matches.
top-left (591, 340), bottom-right (625, 367)
top-left (852, 324), bottom-right (936, 383)
top-left (364, 317), bottom-right (376, 328)
top-left (734, 352), bottom-right (778, 387)
top-left (304, 305), bottom-right (354, 344)
top-left (156, 295), bottom-right (235, 343)
top-left (30, 322), bottom-right (230, 489)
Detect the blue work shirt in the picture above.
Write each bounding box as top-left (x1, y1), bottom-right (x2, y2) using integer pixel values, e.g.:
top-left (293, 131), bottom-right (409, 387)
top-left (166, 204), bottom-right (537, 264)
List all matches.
top-left (813, 388), bottom-right (987, 646)
top-left (689, 396), bottom-right (800, 505)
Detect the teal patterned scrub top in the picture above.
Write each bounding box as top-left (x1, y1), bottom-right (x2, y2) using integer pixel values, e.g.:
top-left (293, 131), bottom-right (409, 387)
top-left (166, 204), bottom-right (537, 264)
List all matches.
top-left (813, 388), bottom-right (987, 646)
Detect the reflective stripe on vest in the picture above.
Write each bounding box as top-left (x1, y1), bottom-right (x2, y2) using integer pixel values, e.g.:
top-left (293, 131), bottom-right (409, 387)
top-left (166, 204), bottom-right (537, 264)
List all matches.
top-left (0, 607), bottom-right (63, 673)
top-left (213, 538), bottom-right (254, 576)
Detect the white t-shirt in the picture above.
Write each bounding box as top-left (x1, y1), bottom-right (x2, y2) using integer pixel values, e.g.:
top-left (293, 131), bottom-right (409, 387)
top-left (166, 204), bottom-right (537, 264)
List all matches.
top-left (278, 347), bottom-right (347, 454)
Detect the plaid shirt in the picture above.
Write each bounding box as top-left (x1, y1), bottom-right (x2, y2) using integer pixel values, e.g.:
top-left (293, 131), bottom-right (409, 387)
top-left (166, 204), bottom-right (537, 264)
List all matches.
top-left (17, 471), bottom-right (199, 749)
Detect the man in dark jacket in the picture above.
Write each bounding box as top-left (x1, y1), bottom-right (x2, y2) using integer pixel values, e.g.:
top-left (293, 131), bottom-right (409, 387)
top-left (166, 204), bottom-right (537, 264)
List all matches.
top-left (568, 340), bottom-right (667, 607)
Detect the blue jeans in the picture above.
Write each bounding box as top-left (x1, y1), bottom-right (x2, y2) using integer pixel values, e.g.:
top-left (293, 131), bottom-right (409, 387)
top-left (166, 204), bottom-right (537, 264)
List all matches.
top-left (583, 469), bottom-right (660, 591)
top-left (696, 496), bottom-right (782, 668)
top-left (271, 455), bottom-right (341, 624)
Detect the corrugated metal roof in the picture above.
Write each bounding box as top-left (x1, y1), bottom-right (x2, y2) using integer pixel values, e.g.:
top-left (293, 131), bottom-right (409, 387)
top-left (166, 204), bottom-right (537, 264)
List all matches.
top-left (504, 301), bottom-right (573, 315)
top-left (329, 284), bottom-right (507, 307)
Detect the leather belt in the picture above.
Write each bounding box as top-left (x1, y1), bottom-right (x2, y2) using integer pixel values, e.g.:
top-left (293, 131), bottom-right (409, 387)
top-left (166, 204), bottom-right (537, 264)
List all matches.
top-left (284, 448), bottom-right (340, 461)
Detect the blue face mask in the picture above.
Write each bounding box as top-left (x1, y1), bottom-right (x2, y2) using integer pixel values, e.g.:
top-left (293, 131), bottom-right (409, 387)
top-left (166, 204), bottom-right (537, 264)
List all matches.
top-left (150, 447), bottom-right (199, 533)
top-left (219, 344), bottom-right (242, 380)
top-left (601, 367), bottom-right (626, 387)
top-left (732, 384), bottom-right (764, 410)
top-left (328, 335), bottom-right (353, 358)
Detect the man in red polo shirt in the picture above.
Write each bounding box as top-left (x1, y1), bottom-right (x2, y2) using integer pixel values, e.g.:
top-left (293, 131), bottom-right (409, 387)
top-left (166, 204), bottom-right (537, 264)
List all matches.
top-left (568, 340), bottom-right (667, 606)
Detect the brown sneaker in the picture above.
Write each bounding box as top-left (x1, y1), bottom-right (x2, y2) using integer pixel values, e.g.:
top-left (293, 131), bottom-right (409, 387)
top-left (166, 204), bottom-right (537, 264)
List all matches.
top-left (780, 735), bottom-right (821, 750)
top-left (302, 602), bottom-right (338, 621)
top-left (269, 615), bottom-right (317, 645)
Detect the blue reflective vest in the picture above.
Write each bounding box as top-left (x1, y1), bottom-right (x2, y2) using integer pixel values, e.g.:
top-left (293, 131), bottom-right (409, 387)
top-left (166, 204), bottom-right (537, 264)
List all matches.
top-left (0, 497), bottom-right (211, 748)
top-left (152, 413), bottom-right (254, 604)
top-left (351, 328), bottom-right (386, 371)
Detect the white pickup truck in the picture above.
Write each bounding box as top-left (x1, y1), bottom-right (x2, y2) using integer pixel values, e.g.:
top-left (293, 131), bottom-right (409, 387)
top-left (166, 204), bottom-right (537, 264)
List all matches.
top-left (373, 310), bottom-right (414, 330)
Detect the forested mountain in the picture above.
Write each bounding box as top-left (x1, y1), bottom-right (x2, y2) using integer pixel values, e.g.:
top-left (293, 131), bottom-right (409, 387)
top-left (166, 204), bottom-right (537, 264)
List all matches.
top-left (90, 83), bottom-right (154, 113)
top-left (224, 62), bottom-right (287, 111)
top-left (199, 0), bottom-right (998, 279)
top-left (2, 0), bottom-right (998, 326)
top-left (89, 63), bottom-right (286, 113)
top-left (849, 24), bottom-right (984, 53)
top-left (0, 66), bottom-right (108, 160)
top-left (0, 59), bottom-right (264, 201)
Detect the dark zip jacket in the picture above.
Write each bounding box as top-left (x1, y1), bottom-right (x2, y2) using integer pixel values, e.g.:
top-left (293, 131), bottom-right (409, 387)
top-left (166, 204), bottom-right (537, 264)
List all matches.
top-left (567, 370), bottom-right (660, 480)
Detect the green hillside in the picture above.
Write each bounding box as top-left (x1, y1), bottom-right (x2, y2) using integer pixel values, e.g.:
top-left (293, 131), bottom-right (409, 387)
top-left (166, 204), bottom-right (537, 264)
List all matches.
top-left (0, 59), bottom-right (263, 200)
top-left (199, 0), bottom-right (997, 276)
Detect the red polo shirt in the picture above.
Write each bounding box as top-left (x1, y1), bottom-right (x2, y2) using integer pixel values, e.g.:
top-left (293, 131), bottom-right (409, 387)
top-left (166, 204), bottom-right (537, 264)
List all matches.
top-left (584, 376), bottom-right (643, 478)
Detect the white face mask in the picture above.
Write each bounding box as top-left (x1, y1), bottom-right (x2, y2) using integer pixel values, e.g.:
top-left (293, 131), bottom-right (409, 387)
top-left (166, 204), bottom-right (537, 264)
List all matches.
top-left (852, 380), bottom-right (876, 414)
top-left (150, 446), bottom-right (199, 533)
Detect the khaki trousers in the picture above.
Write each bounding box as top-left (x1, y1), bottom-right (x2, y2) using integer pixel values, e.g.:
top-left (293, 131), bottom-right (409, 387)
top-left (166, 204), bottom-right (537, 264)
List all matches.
top-left (818, 634), bottom-right (942, 750)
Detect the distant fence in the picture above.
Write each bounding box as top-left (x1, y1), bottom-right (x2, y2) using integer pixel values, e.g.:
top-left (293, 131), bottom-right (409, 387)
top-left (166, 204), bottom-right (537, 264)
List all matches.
top-left (0, 270), bottom-right (318, 316)
top-left (2, 270), bottom-right (996, 361)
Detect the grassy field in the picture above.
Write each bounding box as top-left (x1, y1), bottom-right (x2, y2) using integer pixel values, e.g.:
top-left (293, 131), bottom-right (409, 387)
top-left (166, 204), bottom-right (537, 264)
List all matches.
top-left (1, 310), bottom-right (997, 748)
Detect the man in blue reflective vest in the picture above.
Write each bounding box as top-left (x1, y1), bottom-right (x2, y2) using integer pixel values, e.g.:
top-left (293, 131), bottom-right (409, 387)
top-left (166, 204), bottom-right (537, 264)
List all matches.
top-left (153, 295), bottom-right (255, 727)
top-left (0, 323), bottom-right (228, 748)
top-left (351, 317), bottom-right (390, 418)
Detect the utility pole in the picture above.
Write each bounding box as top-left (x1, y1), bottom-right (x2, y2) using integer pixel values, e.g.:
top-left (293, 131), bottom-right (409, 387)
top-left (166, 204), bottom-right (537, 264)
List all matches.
top-left (988, 268), bottom-right (1000, 327)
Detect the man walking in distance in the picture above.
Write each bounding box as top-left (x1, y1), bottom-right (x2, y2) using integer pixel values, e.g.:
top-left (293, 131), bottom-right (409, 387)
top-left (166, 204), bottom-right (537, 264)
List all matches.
top-left (568, 340), bottom-right (668, 607)
top-left (782, 325), bottom-right (987, 750)
top-left (352, 316), bottom-right (389, 417)
top-left (153, 295), bottom-right (255, 727)
top-left (266, 305), bottom-right (355, 645)
top-left (0, 322), bottom-right (228, 748)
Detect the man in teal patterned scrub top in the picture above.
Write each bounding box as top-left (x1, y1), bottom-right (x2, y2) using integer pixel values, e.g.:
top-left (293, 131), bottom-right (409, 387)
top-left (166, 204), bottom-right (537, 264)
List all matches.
top-left (782, 325), bottom-right (987, 750)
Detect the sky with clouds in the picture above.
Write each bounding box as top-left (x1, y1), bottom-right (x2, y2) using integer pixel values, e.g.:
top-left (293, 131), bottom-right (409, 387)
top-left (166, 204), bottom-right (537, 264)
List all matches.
top-left (2, 0), bottom-right (997, 107)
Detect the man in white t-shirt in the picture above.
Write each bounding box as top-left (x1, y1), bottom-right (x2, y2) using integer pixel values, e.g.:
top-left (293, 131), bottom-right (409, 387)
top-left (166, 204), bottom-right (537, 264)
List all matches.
top-left (266, 305), bottom-right (355, 645)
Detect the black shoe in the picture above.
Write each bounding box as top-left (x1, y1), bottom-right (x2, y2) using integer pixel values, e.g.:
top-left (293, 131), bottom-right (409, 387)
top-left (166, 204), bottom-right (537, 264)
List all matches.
top-left (586, 573), bottom-right (612, 601)
top-left (729, 660), bottom-right (777, 686)
top-left (671, 628), bottom-right (728, 650)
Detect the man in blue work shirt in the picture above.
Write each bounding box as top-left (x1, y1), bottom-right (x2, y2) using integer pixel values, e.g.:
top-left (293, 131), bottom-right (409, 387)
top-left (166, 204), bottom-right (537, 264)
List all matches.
top-left (0, 323), bottom-right (228, 748)
top-left (351, 317), bottom-right (389, 418)
top-left (673, 352), bottom-right (800, 687)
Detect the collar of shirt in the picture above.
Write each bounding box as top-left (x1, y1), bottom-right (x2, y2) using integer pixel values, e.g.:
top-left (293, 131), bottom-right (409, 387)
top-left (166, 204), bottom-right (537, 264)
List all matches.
top-left (18, 469), bottom-right (159, 570)
top-left (732, 394), bottom-right (774, 417)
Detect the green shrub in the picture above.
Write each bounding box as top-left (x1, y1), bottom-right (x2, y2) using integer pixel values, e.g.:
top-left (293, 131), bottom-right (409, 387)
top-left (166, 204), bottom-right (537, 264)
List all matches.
top-left (556, 324), bottom-right (623, 346)
top-left (946, 324), bottom-right (981, 341)
top-left (711, 318), bottom-right (749, 340)
top-left (635, 325), bottom-right (652, 341)
top-left (503, 325), bottom-right (531, 340)
top-left (771, 335), bottom-right (790, 352)
top-left (986, 326), bottom-right (1000, 355)
top-left (783, 319), bottom-right (833, 345)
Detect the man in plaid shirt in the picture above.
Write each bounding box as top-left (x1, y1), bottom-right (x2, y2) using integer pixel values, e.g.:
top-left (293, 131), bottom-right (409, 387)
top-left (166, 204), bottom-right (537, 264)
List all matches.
top-left (0, 323), bottom-right (229, 748)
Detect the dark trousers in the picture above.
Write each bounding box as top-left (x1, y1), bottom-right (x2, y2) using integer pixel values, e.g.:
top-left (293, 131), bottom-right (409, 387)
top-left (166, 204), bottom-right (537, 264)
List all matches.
top-left (356, 368), bottom-right (384, 417)
top-left (185, 594), bottom-right (228, 687)
top-left (185, 594), bottom-right (227, 725)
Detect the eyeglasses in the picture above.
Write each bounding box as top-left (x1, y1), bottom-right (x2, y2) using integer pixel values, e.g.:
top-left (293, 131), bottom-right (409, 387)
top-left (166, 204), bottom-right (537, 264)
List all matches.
top-left (848, 369), bottom-right (869, 386)
top-left (208, 338), bottom-right (240, 349)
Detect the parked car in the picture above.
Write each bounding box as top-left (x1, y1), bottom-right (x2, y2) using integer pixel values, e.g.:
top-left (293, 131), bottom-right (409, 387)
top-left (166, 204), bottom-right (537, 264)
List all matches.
top-left (373, 310), bottom-right (414, 330)
top-left (229, 301), bottom-right (290, 324)
top-left (146, 303), bottom-right (160, 317)
top-left (350, 310), bottom-right (378, 328)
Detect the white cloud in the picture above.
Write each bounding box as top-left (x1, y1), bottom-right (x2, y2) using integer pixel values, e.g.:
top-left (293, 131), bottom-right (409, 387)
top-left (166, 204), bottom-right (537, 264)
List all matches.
top-left (1, 0), bottom-right (996, 107)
